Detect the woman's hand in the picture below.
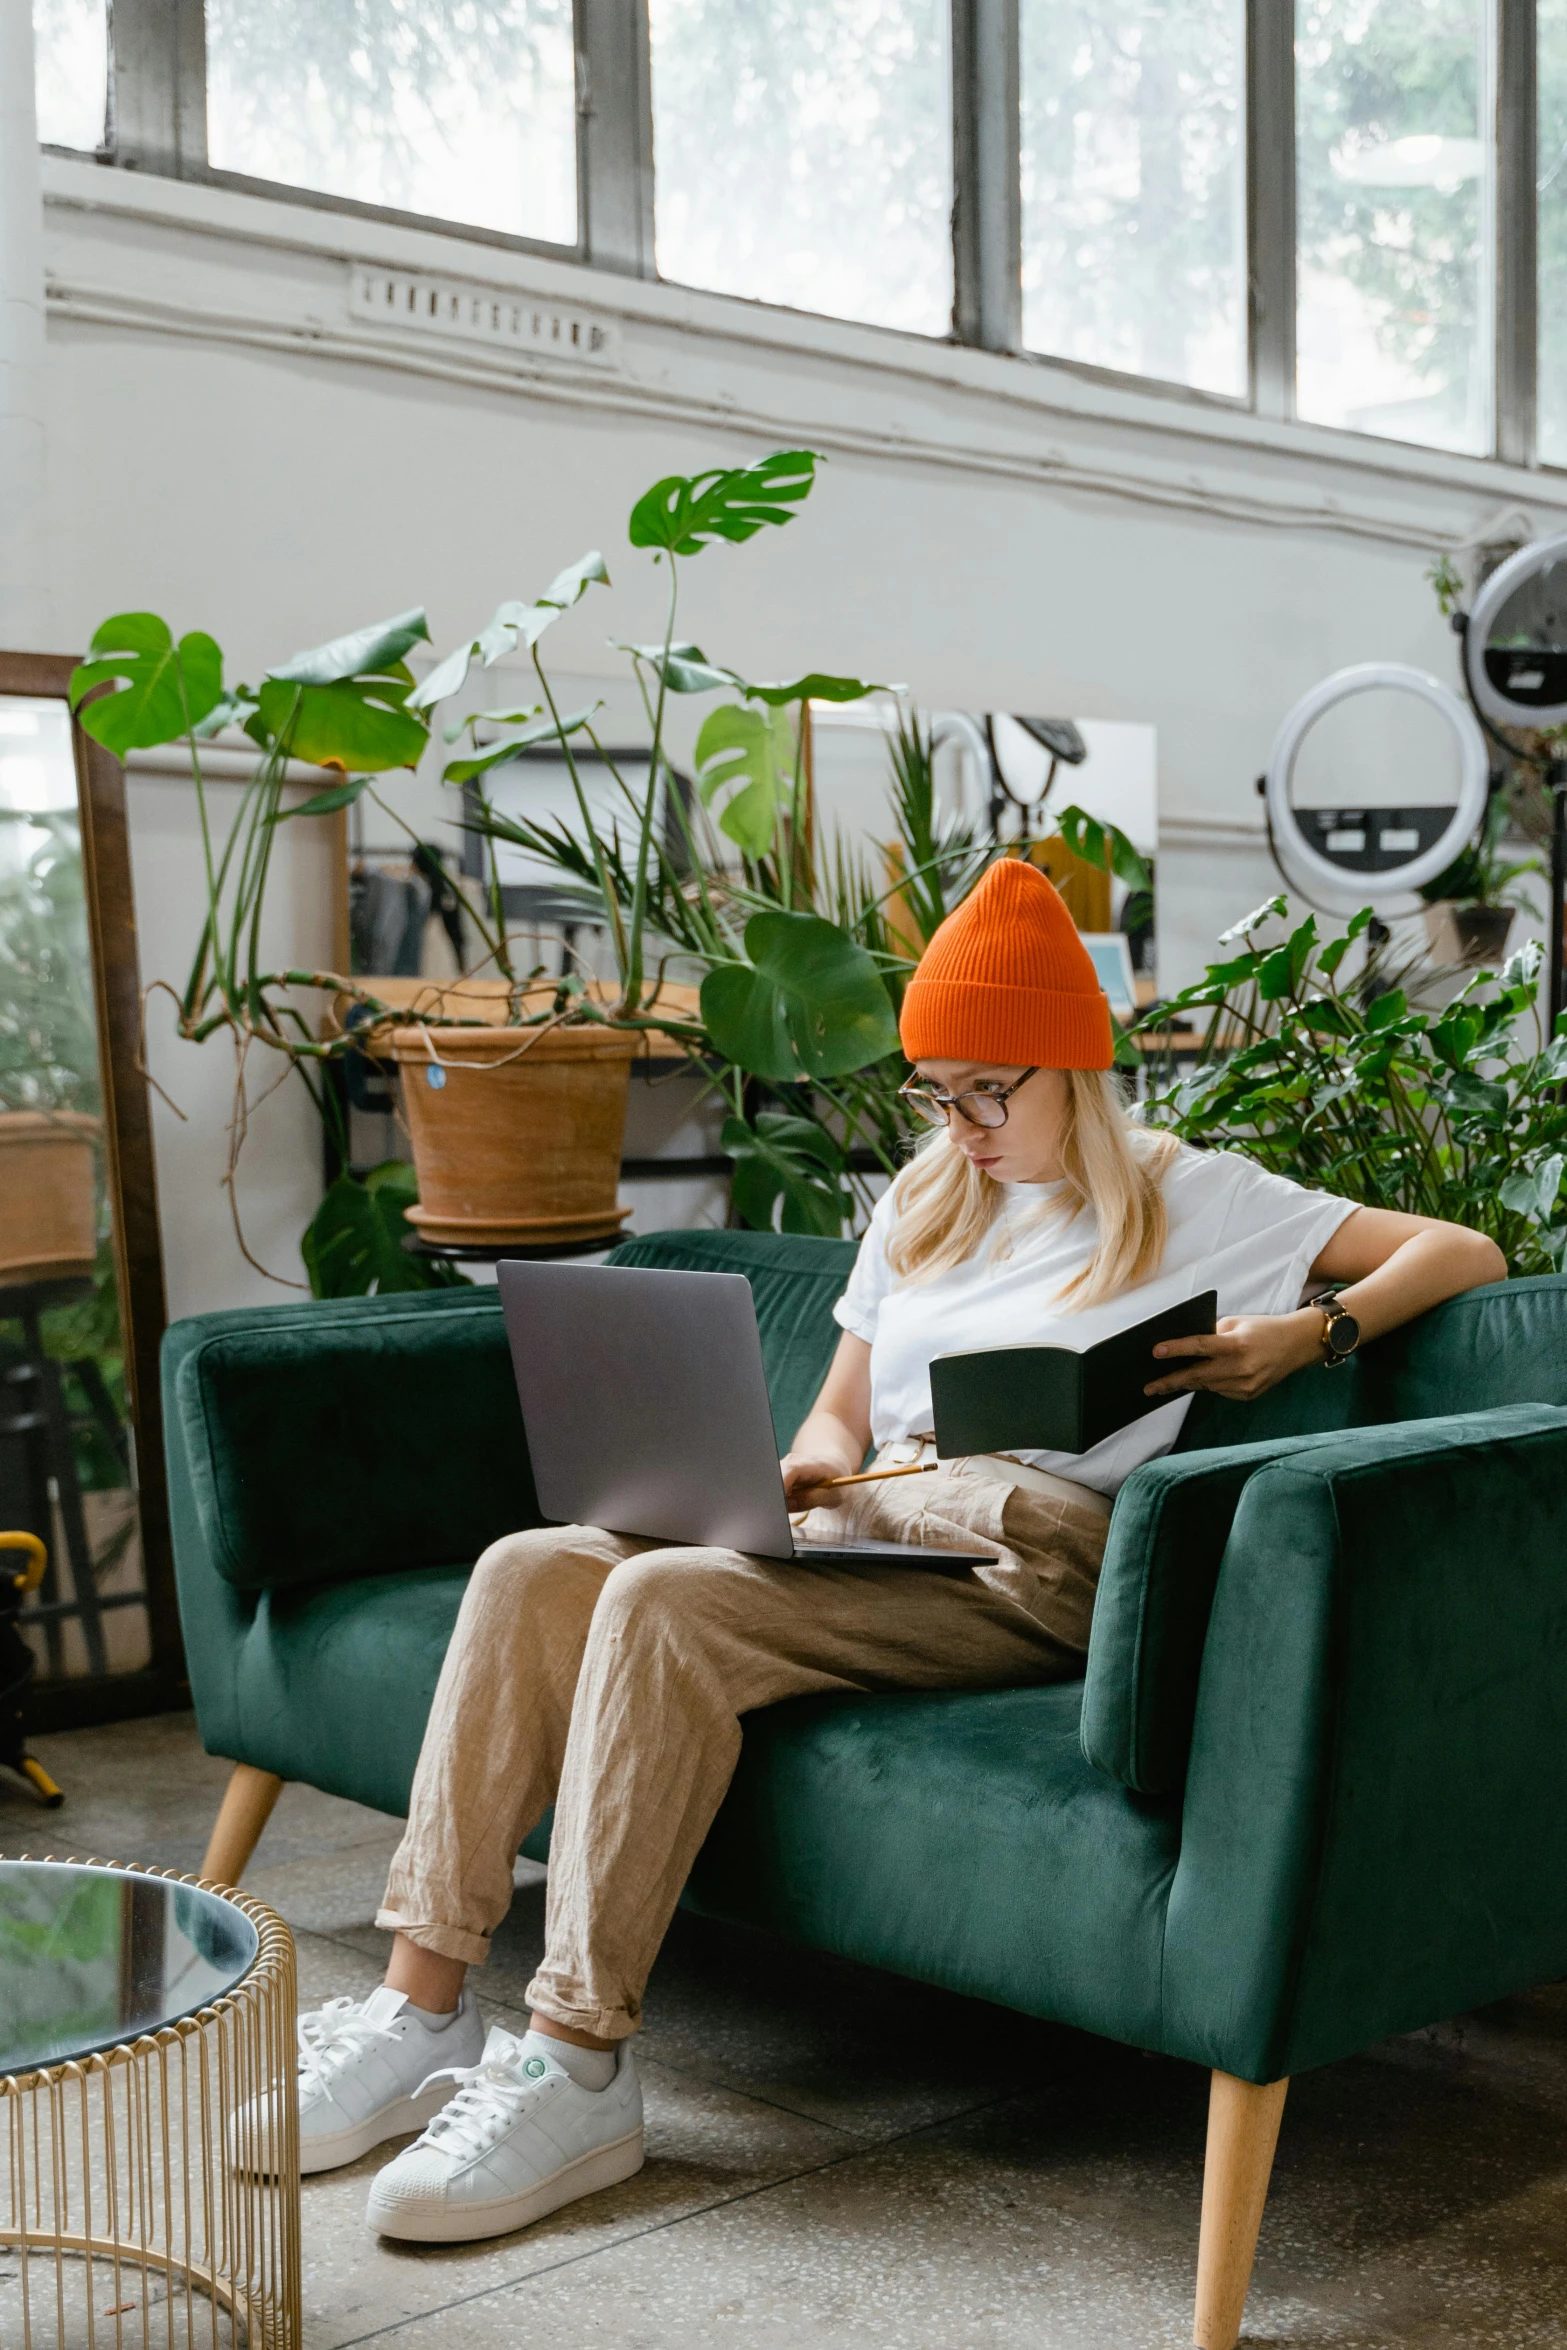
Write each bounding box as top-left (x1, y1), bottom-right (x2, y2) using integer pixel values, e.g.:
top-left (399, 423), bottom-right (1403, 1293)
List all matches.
top-left (780, 1452), bottom-right (854, 1506)
top-left (779, 1331), bottom-right (874, 1508)
top-left (1144, 1309), bottom-right (1325, 1402)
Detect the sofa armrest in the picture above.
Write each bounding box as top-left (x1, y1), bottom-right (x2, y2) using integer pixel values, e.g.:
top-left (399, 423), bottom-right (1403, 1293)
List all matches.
top-left (1082, 1402), bottom-right (1567, 1796)
top-left (1158, 1404), bottom-right (1567, 2083)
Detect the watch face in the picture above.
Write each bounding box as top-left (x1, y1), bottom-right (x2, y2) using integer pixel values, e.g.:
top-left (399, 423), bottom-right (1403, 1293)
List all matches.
top-left (1326, 1310), bottom-right (1360, 1357)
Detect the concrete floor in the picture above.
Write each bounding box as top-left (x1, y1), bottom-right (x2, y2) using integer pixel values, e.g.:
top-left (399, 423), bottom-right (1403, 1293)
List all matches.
top-left (5, 1713), bottom-right (1567, 2349)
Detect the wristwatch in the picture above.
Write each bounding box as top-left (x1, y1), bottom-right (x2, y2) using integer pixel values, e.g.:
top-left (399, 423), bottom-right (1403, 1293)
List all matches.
top-left (1318, 1294), bottom-right (1361, 1368)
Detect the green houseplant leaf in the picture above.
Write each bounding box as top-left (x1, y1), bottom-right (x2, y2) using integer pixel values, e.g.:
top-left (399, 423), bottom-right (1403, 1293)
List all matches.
top-left (722, 1112), bottom-right (849, 1237)
top-left (268, 608), bottom-right (430, 685)
top-left (693, 705), bottom-right (794, 856)
top-left (301, 1163), bottom-right (467, 1297)
top-left (410, 556), bottom-right (609, 710)
top-left (701, 909), bottom-right (901, 1081)
top-left (442, 705), bottom-right (602, 786)
top-left (628, 451), bottom-right (820, 557)
top-left (258, 663), bottom-right (429, 773)
top-left (70, 614), bottom-right (224, 752)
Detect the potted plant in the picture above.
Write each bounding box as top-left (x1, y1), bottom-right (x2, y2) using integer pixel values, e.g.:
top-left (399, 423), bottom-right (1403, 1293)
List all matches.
top-left (1131, 894), bottom-right (1567, 1272)
top-left (1418, 793), bottom-right (1543, 970)
top-left (68, 449), bottom-right (1149, 1276)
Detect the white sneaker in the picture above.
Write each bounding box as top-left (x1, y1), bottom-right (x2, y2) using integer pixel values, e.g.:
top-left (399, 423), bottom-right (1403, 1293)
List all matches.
top-left (365, 2026), bottom-right (644, 2244)
top-left (289, 1986), bottom-right (486, 2175)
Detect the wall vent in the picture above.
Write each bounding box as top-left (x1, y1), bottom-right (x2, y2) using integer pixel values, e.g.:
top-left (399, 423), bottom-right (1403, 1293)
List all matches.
top-left (348, 268), bottom-right (623, 368)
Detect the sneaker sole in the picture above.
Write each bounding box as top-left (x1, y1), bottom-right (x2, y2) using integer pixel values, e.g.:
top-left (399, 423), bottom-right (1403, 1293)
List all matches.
top-left (367, 2126), bottom-right (645, 2243)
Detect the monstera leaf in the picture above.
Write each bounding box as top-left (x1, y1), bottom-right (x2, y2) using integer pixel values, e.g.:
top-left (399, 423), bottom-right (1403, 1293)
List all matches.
top-left (694, 705), bottom-right (795, 856)
top-left (268, 609), bottom-right (430, 685)
top-left (258, 662), bottom-right (428, 773)
top-left (410, 554), bottom-right (609, 710)
top-left (443, 705), bottom-right (602, 786)
top-left (628, 451), bottom-right (819, 557)
top-left (301, 1163), bottom-right (466, 1297)
top-left (722, 1112), bottom-right (849, 1237)
top-left (70, 614), bottom-right (224, 752)
top-left (701, 911), bottom-right (900, 1082)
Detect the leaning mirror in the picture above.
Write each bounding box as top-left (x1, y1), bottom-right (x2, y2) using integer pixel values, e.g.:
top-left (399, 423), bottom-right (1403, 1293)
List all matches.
top-left (0, 656), bottom-right (178, 1775)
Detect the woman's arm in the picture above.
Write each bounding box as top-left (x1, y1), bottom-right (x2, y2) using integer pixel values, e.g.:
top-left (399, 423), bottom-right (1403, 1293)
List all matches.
top-left (780, 1331), bottom-right (874, 1503)
top-left (1144, 1207), bottom-right (1507, 1404)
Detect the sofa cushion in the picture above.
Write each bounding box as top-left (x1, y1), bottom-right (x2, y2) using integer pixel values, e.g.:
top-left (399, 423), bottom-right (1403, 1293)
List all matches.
top-left (685, 1681), bottom-right (1180, 2050)
top-left (233, 1564), bottom-right (470, 1813)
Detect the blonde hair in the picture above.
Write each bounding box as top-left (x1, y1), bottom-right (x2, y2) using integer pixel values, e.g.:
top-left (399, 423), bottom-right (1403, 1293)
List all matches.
top-left (884, 1069), bottom-right (1179, 1312)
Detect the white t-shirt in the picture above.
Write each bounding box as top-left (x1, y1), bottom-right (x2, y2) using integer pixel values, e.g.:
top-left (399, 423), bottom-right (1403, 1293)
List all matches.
top-left (833, 1143), bottom-right (1360, 1496)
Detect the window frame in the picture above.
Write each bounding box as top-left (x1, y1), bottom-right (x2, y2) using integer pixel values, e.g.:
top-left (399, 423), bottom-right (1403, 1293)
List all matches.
top-left (37, 0), bottom-right (1552, 471)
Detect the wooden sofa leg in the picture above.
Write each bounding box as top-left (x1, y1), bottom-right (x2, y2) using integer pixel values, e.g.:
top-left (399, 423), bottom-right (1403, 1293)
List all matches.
top-left (202, 1764), bottom-right (285, 1886)
top-left (1193, 2069), bottom-right (1289, 2350)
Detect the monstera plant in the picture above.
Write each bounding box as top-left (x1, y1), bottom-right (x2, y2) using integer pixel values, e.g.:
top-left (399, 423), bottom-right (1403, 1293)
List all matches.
top-left (69, 450), bottom-right (1144, 1282)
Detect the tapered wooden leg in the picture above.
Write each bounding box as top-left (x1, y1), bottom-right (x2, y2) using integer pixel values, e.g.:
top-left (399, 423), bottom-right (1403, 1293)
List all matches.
top-left (201, 1763), bottom-right (285, 1886)
top-left (1193, 2069), bottom-right (1289, 2350)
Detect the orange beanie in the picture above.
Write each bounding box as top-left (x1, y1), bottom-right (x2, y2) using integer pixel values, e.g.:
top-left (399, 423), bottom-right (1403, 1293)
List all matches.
top-left (899, 858), bottom-right (1113, 1069)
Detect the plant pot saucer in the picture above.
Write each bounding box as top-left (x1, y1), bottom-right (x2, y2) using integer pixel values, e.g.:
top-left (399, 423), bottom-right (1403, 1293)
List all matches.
top-left (401, 1231), bottom-right (632, 1265)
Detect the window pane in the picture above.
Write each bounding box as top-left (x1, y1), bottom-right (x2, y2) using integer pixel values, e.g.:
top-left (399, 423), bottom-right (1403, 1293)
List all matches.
top-left (205, 0), bottom-right (577, 245)
top-left (1019, 1), bottom-right (1247, 397)
top-left (34, 0), bottom-right (106, 152)
top-left (650, 0), bottom-right (952, 336)
top-left (1539, 0), bottom-right (1567, 465)
top-left (1295, 0), bottom-right (1490, 454)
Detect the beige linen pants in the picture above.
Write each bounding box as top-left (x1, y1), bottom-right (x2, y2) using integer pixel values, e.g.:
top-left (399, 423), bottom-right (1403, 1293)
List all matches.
top-left (377, 1458), bottom-right (1109, 2041)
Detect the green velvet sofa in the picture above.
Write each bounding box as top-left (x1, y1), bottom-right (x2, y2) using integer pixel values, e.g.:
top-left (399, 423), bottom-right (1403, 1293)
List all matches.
top-left (162, 1229), bottom-right (1567, 2348)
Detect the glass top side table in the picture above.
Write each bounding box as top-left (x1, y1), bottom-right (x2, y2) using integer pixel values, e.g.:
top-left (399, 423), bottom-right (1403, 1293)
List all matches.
top-left (0, 1857), bottom-right (300, 2349)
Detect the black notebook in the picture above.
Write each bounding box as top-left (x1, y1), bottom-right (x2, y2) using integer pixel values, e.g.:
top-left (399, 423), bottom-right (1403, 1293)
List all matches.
top-left (928, 1290), bottom-right (1219, 1459)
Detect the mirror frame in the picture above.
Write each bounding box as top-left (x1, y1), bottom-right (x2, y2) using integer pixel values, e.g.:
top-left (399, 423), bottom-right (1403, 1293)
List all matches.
top-left (0, 652), bottom-right (184, 1731)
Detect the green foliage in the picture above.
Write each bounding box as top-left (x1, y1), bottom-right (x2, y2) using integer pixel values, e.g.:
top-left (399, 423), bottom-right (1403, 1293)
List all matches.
top-left (258, 661), bottom-right (429, 774)
top-left (0, 813), bottom-right (99, 1116)
top-left (722, 1111), bottom-right (850, 1236)
top-left (410, 559), bottom-right (609, 710)
top-left (693, 703), bottom-right (797, 855)
top-left (301, 1163), bottom-right (470, 1298)
top-left (71, 614), bottom-right (223, 752)
top-left (1135, 901), bottom-right (1567, 1275)
top-left (701, 911), bottom-right (902, 1083)
top-left (1418, 790), bottom-right (1543, 911)
top-left (628, 450), bottom-right (820, 555)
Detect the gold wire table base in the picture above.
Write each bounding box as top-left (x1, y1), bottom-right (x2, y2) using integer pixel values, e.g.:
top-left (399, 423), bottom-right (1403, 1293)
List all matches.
top-left (1, 1860), bottom-right (300, 2350)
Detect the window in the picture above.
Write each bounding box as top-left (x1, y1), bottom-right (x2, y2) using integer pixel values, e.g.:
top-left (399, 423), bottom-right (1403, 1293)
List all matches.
top-left (649, 0), bottom-right (953, 335)
top-left (1295, 0), bottom-right (1491, 455)
top-left (1539, 0), bottom-right (1567, 465)
top-left (33, 0), bottom-right (107, 152)
top-left (1019, 0), bottom-right (1247, 397)
top-left (204, 0), bottom-right (577, 245)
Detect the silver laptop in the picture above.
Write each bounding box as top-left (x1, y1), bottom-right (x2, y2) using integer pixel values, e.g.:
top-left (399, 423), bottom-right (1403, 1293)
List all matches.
top-left (497, 1261), bottom-right (995, 1571)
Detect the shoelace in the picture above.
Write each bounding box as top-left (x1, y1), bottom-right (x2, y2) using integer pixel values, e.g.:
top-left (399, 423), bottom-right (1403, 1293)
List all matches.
top-left (414, 2056), bottom-right (550, 2162)
top-left (296, 1998), bottom-right (402, 2096)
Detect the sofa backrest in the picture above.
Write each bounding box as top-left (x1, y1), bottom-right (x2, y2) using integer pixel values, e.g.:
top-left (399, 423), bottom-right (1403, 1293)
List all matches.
top-left (162, 1229), bottom-right (855, 1595)
top-left (1176, 1272), bottom-right (1567, 1452)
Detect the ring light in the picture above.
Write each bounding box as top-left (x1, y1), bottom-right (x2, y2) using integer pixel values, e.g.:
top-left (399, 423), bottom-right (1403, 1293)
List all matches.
top-left (1464, 530), bottom-right (1567, 729)
top-left (1264, 662), bottom-right (1489, 903)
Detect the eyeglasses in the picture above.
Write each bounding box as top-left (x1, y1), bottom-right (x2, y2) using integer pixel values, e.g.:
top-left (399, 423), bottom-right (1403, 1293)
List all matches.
top-left (898, 1068), bottom-right (1040, 1131)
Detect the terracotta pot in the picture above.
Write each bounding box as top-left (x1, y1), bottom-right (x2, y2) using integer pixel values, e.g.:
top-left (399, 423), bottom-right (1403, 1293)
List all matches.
top-left (0, 1111), bottom-right (101, 1287)
top-left (388, 1025), bottom-right (639, 1248)
top-left (1422, 901), bottom-right (1515, 970)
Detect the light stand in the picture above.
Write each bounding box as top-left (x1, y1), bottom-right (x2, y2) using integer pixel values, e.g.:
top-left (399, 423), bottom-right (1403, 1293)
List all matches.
top-left (1551, 753), bottom-right (1567, 1031)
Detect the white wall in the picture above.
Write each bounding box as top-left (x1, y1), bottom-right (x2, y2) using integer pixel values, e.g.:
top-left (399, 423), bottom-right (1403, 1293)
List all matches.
top-left (35, 160), bottom-right (1567, 1315)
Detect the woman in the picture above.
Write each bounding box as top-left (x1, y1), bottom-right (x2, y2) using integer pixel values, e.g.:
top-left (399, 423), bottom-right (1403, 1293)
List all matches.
top-left (287, 860), bottom-right (1503, 2245)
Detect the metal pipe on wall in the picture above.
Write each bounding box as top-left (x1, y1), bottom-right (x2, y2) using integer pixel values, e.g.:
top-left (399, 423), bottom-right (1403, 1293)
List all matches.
top-left (0, 2), bottom-right (54, 651)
